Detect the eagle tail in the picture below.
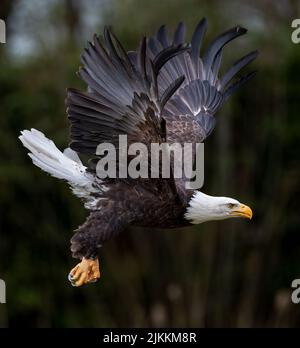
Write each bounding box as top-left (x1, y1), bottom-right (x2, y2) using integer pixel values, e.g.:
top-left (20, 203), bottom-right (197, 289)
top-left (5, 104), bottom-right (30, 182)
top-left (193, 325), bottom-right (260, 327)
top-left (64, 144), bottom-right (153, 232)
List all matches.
top-left (19, 128), bottom-right (92, 190)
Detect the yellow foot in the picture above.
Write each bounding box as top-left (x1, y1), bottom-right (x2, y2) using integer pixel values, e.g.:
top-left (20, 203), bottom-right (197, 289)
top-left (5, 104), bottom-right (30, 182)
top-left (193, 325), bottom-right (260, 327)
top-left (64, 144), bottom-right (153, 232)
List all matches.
top-left (68, 258), bottom-right (100, 287)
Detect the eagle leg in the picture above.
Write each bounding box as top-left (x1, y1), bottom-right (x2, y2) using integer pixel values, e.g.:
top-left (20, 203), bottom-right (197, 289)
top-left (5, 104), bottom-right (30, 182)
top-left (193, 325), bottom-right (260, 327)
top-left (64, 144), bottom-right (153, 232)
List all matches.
top-left (68, 257), bottom-right (100, 287)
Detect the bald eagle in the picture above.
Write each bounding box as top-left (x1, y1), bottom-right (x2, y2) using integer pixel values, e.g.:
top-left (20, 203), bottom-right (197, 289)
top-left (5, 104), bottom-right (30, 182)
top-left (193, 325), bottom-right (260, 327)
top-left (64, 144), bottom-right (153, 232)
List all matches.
top-left (19, 19), bottom-right (257, 287)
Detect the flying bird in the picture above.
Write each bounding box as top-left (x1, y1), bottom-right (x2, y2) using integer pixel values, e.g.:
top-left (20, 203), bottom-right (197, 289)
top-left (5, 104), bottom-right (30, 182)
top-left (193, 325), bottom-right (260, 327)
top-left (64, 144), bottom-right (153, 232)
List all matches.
top-left (19, 18), bottom-right (257, 287)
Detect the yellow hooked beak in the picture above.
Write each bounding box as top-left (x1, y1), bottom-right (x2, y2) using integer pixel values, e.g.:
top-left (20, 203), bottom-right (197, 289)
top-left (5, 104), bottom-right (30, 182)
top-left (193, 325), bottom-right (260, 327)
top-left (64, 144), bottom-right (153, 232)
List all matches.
top-left (230, 204), bottom-right (253, 219)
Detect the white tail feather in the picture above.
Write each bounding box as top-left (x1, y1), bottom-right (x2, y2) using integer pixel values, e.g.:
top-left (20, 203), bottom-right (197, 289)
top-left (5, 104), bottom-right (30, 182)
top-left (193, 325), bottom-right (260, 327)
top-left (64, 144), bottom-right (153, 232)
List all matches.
top-left (19, 129), bottom-right (98, 203)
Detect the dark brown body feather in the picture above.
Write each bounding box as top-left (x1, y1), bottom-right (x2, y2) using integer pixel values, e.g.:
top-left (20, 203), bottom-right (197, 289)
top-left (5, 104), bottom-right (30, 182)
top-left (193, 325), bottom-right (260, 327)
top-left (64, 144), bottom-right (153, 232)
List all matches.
top-left (71, 179), bottom-right (192, 259)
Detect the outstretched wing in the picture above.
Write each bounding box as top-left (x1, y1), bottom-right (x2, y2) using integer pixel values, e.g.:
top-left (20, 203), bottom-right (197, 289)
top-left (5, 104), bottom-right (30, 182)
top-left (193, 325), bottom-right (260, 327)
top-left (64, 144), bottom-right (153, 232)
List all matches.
top-left (145, 18), bottom-right (258, 144)
top-left (66, 28), bottom-right (187, 159)
top-left (141, 19), bottom-right (258, 200)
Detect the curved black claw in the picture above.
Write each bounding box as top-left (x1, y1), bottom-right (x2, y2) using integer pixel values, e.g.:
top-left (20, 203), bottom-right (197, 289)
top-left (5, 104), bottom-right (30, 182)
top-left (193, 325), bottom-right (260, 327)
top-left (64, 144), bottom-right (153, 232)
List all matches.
top-left (68, 272), bottom-right (77, 287)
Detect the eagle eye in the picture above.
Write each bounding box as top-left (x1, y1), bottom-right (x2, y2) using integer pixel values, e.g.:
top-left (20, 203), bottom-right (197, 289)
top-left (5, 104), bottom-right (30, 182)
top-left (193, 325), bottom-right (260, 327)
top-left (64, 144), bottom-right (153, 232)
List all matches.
top-left (227, 203), bottom-right (237, 209)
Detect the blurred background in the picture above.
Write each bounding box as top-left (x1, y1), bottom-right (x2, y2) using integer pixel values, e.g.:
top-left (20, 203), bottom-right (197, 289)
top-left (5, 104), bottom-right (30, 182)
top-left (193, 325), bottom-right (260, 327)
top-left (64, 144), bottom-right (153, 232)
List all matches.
top-left (1, 0), bottom-right (300, 328)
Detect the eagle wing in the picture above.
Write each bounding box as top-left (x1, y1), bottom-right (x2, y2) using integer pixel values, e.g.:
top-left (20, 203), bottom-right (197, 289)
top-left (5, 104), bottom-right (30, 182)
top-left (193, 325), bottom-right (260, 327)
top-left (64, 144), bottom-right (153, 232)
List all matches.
top-left (66, 28), bottom-right (187, 163)
top-left (146, 18), bottom-right (258, 143)
top-left (140, 19), bottom-right (258, 200)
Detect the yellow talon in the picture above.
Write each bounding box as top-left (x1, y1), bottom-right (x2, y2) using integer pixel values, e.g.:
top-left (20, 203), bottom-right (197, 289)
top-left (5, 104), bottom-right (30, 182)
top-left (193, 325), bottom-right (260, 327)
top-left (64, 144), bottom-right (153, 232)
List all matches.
top-left (68, 258), bottom-right (100, 287)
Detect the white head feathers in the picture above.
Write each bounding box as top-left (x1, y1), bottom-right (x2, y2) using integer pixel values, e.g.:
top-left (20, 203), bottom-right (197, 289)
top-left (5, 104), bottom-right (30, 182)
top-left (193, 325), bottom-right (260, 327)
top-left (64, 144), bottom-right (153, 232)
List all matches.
top-left (184, 191), bottom-right (252, 224)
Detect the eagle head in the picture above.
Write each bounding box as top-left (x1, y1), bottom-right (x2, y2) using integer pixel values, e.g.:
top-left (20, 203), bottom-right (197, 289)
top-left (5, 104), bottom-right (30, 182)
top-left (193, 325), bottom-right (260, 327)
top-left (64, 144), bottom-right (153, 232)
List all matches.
top-left (184, 191), bottom-right (253, 224)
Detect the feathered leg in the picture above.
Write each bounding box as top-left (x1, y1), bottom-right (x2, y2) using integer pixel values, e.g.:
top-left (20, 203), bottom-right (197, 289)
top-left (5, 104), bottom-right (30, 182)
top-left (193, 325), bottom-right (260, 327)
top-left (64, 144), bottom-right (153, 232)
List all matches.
top-left (68, 201), bottom-right (133, 286)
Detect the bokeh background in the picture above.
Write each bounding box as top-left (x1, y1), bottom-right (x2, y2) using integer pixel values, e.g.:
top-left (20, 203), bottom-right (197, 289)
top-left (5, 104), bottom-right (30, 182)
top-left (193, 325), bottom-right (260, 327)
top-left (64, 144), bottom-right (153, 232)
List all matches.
top-left (1, 0), bottom-right (300, 328)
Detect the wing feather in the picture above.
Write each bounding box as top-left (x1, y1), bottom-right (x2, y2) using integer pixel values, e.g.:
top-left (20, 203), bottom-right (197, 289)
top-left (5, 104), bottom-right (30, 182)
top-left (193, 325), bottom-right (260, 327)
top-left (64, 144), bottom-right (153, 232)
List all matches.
top-left (141, 19), bottom-right (257, 201)
top-left (67, 27), bottom-right (188, 155)
top-left (145, 19), bottom-right (257, 145)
